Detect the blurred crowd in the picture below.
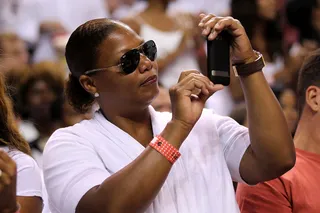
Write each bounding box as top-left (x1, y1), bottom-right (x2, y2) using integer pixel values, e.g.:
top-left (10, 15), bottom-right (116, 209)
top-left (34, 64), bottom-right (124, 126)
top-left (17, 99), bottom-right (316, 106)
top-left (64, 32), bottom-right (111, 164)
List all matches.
top-left (0, 0), bottom-right (319, 212)
top-left (1, 0), bottom-right (319, 166)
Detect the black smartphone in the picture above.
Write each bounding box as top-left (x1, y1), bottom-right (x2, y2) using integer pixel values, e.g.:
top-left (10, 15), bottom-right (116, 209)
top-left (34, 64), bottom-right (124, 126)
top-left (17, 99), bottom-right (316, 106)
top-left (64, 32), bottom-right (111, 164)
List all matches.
top-left (207, 30), bottom-right (231, 86)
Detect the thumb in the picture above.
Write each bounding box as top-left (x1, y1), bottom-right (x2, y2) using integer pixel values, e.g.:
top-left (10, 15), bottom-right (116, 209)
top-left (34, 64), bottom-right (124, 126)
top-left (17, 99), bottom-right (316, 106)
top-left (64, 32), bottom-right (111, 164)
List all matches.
top-left (200, 84), bottom-right (224, 102)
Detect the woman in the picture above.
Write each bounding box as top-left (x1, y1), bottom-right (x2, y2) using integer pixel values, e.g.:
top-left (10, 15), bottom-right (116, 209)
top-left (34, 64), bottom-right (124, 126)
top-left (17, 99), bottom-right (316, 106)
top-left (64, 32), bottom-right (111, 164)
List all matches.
top-left (122, 0), bottom-right (206, 89)
top-left (0, 73), bottom-right (43, 213)
top-left (43, 14), bottom-right (295, 213)
top-left (231, 0), bottom-right (284, 86)
top-left (18, 61), bottom-right (65, 152)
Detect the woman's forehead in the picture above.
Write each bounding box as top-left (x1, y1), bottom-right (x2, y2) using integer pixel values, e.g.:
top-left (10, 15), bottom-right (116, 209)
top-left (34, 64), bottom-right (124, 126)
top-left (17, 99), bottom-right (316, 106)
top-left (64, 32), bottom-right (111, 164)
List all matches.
top-left (99, 27), bottom-right (143, 57)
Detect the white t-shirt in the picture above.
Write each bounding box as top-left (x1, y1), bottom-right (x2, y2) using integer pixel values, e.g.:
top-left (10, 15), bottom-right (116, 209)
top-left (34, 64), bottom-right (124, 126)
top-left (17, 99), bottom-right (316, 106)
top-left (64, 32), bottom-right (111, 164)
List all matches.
top-left (0, 148), bottom-right (42, 197)
top-left (43, 106), bottom-right (250, 213)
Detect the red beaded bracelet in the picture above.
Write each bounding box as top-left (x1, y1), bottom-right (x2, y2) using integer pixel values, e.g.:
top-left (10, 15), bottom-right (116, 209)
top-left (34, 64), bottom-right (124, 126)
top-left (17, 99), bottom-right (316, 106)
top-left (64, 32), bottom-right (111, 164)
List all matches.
top-left (149, 135), bottom-right (181, 164)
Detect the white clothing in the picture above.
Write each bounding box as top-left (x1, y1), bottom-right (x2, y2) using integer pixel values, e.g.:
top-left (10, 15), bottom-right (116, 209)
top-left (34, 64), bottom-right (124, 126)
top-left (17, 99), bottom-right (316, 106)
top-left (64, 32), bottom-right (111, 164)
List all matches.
top-left (1, 147), bottom-right (51, 212)
top-left (263, 57), bottom-right (284, 86)
top-left (1, 148), bottom-right (43, 198)
top-left (33, 0), bottom-right (109, 62)
top-left (0, 0), bottom-right (41, 44)
top-left (112, 1), bottom-right (147, 20)
top-left (138, 21), bottom-right (200, 88)
top-left (169, 0), bottom-right (231, 15)
top-left (43, 106), bottom-right (250, 213)
top-left (206, 88), bottom-right (235, 116)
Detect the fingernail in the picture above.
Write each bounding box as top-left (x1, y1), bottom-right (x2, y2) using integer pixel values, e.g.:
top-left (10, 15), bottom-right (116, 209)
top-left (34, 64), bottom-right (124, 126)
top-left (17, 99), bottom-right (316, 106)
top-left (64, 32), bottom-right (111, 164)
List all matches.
top-left (202, 29), bottom-right (208, 35)
top-left (208, 34), bottom-right (214, 40)
top-left (198, 23), bottom-right (204, 27)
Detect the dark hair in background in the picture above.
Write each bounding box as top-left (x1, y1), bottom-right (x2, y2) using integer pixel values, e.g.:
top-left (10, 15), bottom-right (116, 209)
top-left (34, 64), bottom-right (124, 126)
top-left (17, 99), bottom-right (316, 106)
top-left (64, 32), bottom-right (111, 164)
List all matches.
top-left (65, 18), bottom-right (118, 113)
top-left (18, 61), bottom-right (65, 120)
top-left (286, 0), bottom-right (320, 43)
top-left (231, 0), bottom-right (283, 61)
top-left (297, 49), bottom-right (320, 115)
top-left (4, 65), bottom-right (30, 117)
top-left (0, 72), bottom-right (31, 155)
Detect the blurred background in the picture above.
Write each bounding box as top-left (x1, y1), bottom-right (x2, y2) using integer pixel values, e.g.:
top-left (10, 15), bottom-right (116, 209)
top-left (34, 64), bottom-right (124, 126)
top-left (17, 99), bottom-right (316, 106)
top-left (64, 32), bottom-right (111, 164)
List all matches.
top-left (0, 0), bottom-right (319, 167)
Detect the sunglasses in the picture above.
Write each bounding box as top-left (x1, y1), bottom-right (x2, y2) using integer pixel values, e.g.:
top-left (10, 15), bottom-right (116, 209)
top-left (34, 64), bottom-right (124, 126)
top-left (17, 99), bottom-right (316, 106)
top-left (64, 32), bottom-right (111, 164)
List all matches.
top-left (84, 40), bottom-right (157, 75)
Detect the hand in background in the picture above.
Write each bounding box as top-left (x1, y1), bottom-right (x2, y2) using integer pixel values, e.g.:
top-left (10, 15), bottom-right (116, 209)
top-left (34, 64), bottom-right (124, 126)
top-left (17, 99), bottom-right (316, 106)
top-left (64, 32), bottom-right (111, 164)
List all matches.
top-left (0, 150), bottom-right (18, 213)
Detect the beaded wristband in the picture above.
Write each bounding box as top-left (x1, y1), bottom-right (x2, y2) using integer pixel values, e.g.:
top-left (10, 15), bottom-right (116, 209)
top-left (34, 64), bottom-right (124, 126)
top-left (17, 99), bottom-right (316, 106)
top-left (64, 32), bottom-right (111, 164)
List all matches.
top-left (149, 135), bottom-right (181, 164)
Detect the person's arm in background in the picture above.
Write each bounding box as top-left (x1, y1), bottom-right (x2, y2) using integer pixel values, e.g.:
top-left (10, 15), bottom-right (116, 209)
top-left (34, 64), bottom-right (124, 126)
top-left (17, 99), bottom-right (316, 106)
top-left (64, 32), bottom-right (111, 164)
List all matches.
top-left (236, 180), bottom-right (292, 213)
top-left (199, 14), bottom-right (295, 184)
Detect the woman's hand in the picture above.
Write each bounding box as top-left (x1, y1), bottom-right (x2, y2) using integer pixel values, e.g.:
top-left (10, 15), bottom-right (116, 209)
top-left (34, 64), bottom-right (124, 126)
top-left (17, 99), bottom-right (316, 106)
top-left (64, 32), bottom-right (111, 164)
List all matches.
top-left (169, 71), bottom-right (223, 130)
top-left (0, 150), bottom-right (18, 213)
top-left (198, 13), bottom-right (257, 65)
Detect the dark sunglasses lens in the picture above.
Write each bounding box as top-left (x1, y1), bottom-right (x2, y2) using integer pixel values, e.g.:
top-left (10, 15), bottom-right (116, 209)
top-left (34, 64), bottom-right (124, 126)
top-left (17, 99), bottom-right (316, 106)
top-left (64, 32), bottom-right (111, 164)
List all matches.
top-left (142, 40), bottom-right (157, 61)
top-left (120, 49), bottom-right (140, 74)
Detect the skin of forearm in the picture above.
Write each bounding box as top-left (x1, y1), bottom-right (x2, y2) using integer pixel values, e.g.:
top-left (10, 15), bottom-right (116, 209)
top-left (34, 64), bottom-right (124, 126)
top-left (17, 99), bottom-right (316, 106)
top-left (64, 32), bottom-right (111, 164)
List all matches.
top-left (240, 72), bottom-right (295, 181)
top-left (77, 121), bottom-right (191, 213)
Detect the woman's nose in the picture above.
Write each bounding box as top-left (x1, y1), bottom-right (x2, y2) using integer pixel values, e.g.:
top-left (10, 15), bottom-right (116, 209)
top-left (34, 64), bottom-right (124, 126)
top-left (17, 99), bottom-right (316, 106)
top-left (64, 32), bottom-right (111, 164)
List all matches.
top-left (138, 54), bottom-right (153, 73)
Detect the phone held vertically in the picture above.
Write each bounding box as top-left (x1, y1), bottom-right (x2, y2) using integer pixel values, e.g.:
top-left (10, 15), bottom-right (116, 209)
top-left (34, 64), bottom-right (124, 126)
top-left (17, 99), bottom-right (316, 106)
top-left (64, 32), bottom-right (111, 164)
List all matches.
top-left (207, 30), bottom-right (231, 86)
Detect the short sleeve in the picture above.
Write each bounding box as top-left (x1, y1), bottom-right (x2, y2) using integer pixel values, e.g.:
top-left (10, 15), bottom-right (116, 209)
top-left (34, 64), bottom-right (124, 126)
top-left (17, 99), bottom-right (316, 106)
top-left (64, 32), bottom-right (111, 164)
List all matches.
top-left (236, 180), bottom-right (292, 213)
top-left (213, 113), bottom-right (250, 182)
top-left (43, 129), bottom-right (111, 213)
top-left (9, 151), bottom-right (42, 198)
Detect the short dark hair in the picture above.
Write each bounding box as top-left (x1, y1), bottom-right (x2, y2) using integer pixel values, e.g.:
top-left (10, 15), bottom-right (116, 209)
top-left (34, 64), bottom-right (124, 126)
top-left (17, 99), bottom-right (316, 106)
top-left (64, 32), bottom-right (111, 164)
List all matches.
top-left (65, 18), bottom-right (117, 113)
top-left (297, 49), bottom-right (320, 115)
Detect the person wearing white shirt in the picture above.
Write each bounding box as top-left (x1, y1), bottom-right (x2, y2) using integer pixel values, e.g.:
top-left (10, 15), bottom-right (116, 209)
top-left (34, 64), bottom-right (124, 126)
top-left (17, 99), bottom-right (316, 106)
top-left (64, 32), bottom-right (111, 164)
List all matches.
top-left (0, 72), bottom-right (43, 212)
top-left (43, 13), bottom-right (295, 213)
top-left (32, 0), bottom-right (110, 63)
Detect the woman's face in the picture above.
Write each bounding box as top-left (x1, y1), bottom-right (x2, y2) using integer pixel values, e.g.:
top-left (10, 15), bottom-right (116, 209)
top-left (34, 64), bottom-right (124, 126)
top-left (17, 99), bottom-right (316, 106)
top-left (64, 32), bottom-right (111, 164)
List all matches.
top-left (257, 0), bottom-right (277, 20)
top-left (26, 80), bottom-right (57, 120)
top-left (2, 39), bottom-right (29, 65)
top-left (90, 24), bottom-right (159, 110)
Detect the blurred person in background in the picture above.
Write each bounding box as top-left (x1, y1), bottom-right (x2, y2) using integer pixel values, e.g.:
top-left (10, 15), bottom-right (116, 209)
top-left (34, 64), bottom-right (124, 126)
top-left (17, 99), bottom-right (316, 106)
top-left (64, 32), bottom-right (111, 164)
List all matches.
top-left (169, 0), bottom-right (231, 16)
top-left (282, 0), bottom-right (320, 91)
top-left (108, 0), bottom-right (147, 20)
top-left (0, 0), bottom-right (40, 53)
top-left (0, 33), bottom-right (29, 72)
top-left (0, 72), bottom-right (43, 213)
top-left (32, 0), bottom-right (109, 63)
top-left (122, 0), bottom-right (207, 89)
top-left (230, 87), bottom-right (298, 136)
top-left (18, 61), bottom-right (65, 155)
top-left (278, 88), bottom-right (298, 136)
top-left (237, 49), bottom-right (320, 213)
top-left (231, 0), bottom-right (285, 86)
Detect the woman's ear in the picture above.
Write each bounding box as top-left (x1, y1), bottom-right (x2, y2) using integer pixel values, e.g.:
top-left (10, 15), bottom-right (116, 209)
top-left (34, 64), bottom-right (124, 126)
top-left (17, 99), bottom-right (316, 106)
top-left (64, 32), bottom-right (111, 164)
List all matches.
top-left (79, 75), bottom-right (97, 96)
top-left (305, 86), bottom-right (320, 112)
